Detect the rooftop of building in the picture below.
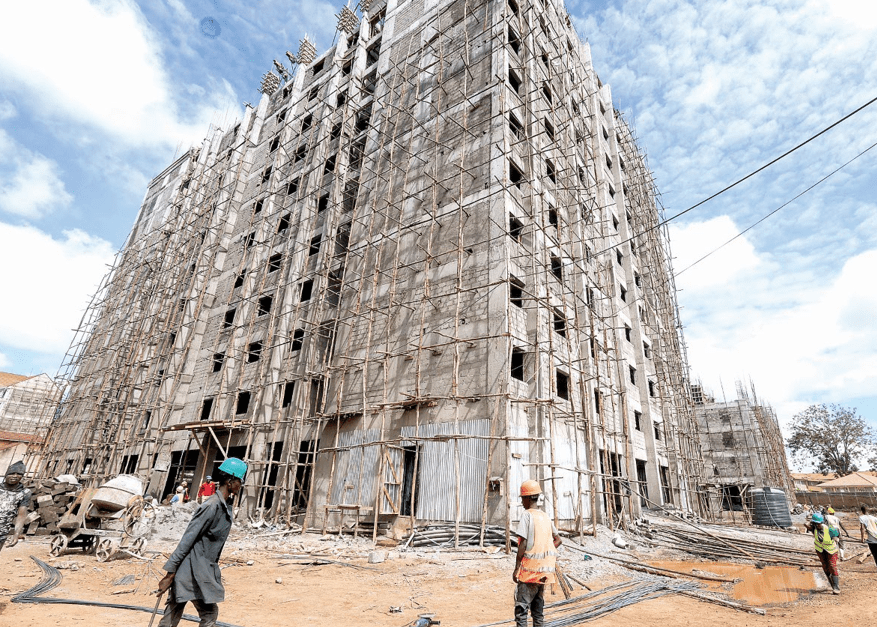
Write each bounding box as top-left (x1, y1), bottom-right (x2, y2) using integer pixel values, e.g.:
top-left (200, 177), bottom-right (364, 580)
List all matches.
top-left (817, 472), bottom-right (877, 489)
top-left (0, 372), bottom-right (34, 387)
top-left (791, 472), bottom-right (837, 482)
top-left (0, 430), bottom-right (42, 444)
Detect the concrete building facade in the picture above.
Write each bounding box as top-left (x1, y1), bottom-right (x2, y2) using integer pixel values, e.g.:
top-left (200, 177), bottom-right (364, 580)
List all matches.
top-left (0, 372), bottom-right (60, 472)
top-left (34, 0), bottom-right (704, 537)
top-left (692, 382), bottom-right (794, 516)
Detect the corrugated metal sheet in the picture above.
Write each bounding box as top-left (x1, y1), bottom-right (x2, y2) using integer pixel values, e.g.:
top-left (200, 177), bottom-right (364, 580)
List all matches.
top-left (401, 418), bottom-right (489, 522)
top-left (328, 428), bottom-right (380, 506)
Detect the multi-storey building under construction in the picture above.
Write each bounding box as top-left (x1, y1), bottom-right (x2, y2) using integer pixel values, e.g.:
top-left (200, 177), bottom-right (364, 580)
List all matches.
top-left (692, 381), bottom-right (794, 519)
top-left (33, 0), bottom-right (706, 540)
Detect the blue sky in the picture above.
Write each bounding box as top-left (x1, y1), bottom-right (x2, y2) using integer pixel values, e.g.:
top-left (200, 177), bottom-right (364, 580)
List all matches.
top-left (1, 0), bottom-right (875, 460)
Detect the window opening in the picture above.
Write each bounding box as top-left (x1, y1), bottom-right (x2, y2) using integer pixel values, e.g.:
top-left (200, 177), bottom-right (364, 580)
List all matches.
top-left (511, 348), bottom-right (525, 381)
top-left (509, 214), bottom-right (524, 242)
top-left (291, 329), bottom-right (305, 351)
top-left (510, 276), bottom-right (524, 308)
top-left (247, 341), bottom-right (262, 363)
top-left (280, 381), bottom-right (295, 408)
top-left (552, 309), bottom-right (566, 337)
top-left (200, 398), bottom-right (214, 421)
top-left (258, 295), bottom-right (273, 315)
top-left (556, 370), bottom-right (569, 400)
top-left (277, 214), bottom-right (290, 233)
top-left (236, 391), bottom-right (250, 414)
top-left (508, 67), bottom-right (522, 94)
top-left (550, 255), bottom-right (563, 281)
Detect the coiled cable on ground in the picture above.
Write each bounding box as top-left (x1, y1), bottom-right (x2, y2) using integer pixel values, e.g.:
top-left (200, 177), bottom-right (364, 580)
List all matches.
top-left (13, 556), bottom-right (247, 627)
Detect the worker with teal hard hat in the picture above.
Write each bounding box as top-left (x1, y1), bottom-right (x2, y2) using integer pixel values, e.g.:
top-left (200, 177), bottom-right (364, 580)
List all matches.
top-left (218, 456), bottom-right (248, 481)
top-left (806, 510), bottom-right (841, 594)
top-left (156, 457), bottom-right (248, 626)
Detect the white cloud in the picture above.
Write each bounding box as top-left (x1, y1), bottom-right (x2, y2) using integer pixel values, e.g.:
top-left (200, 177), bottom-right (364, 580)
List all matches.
top-left (0, 350), bottom-right (9, 369)
top-left (669, 216), bottom-right (760, 288)
top-left (823, 0), bottom-right (877, 30)
top-left (0, 0), bottom-right (239, 149)
top-left (0, 130), bottom-right (73, 219)
top-left (673, 217), bottom-right (877, 421)
top-left (0, 222), bottom-right (115, 356)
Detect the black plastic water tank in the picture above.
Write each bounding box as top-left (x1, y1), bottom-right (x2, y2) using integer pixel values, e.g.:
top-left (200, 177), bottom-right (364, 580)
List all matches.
top-left (751, 487), bottom-right (792, 527)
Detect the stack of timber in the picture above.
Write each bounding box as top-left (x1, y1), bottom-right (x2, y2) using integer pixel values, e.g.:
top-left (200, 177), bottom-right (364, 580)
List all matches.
top-left (23, 480), bottom-right (81, 537)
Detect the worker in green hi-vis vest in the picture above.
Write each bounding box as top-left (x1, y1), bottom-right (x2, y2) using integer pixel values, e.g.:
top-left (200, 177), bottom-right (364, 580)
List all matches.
top-left (806, 512), bottom-right (841, 595)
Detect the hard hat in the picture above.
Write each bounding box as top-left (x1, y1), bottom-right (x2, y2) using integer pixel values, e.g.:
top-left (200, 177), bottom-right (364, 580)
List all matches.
top-left (206, 475), bottom-right (212, 481)
top-left (219, 457), bottom-right (248, 480)
top-left (811, 513), bottom-right (824, 524)
top-left (520, 480), bottom-right (542, 497)
top-left (827, 507), bottom-right (835, 514)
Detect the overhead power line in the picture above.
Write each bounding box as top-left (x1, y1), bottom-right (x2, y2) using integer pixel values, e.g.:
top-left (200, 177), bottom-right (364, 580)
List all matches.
top-left (662, 94), bottom-right (877, 226)
top-left (599, 93), bottom-right (877, 256)
top-left (674, 139), bottom-right (877, 276)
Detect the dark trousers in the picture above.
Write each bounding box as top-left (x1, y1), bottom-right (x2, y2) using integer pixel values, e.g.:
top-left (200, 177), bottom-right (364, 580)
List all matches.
top-left (816, 549), bottom-right (838, 577)
top-left (514, 582), bottom-right (545, 627)
top-left (868, 542), bottom-right (877, 567)
top-left (158, 596), bottom-right (219, 627)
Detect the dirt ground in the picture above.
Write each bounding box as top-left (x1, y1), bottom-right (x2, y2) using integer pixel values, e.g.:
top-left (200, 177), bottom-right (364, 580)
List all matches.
top-left (1, 528), bottom-right (875, 627)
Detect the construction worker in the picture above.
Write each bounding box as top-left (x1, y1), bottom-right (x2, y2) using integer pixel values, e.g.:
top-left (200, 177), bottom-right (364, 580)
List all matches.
top-left (858, 504), bottom-right (877, 568)
top-left (513, 480), bottom-right (562, 627)
top-left (824, 507), bottom-right (850, 553)
top-left (806, 512), bottom-right (841, 594)
top-left (197, 475), bottom-right (217, 504)
top-left (0, 461), bottom-right (31, 552)
top-left (156, 457), bottom-right (248, 627)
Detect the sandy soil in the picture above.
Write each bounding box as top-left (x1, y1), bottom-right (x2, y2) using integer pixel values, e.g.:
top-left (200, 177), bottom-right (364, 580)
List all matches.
top-left (1, 531), bottom-right (875, 627)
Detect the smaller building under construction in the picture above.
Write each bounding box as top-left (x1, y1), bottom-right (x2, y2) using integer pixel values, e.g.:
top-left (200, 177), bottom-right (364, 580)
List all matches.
top-left (692, 381), bottom-right (794, 521)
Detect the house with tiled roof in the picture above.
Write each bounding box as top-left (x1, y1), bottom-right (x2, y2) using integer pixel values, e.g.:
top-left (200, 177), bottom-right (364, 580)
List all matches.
top-left (816, 472), bottom-right (877, 494)
top-left (791, 472), bottom-right (836, 492)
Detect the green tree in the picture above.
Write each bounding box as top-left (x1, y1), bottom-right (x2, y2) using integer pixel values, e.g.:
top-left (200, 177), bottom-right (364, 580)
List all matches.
top-left (786, 404), bottom-right (876, 476)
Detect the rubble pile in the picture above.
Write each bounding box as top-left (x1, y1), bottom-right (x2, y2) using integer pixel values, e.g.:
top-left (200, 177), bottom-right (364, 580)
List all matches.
top-left (23, 479), bottom-right (81, 536)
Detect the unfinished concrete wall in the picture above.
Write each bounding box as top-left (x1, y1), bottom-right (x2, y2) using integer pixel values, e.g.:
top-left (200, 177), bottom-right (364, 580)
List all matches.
top-left (693, 382), bottom-right (794, 516)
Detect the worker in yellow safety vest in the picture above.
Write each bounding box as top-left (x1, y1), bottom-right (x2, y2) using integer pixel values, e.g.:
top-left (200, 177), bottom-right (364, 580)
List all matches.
top-left (806, 512), bottom-right (841, 595)
top-left (513, 480), bottom-right (562, 627)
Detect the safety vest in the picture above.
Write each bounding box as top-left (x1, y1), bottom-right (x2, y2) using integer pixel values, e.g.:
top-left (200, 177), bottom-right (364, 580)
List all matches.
top-left (813, 526), bottom-right (838, 554)
top-left (517, 509), bottom-right (557, 585)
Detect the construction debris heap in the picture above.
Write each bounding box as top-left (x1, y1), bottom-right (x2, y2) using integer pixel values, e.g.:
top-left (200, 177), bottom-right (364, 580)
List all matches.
top-left (32, 0), bottom-right (708, 540)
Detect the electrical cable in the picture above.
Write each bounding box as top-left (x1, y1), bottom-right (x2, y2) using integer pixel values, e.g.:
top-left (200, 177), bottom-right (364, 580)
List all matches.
top-left (660, 94), bottom-right (877, 226)
top-left (13, 556), bottom-right (247, 627)
top-left (597, 93), bottom-right (877, 255)
top-left (674, 139), bottom-right (877, 277)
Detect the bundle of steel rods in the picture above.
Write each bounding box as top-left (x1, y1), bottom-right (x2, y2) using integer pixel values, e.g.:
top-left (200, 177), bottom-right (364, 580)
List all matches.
top-left (635, 522), bottom-right (814, 566)
top-left (404, 523), bottom-right (509, 548)
top-left (470, 579), bottom-right (702, 627)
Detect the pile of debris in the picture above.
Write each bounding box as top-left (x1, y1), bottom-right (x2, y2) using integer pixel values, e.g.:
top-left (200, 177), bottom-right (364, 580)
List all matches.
top-left (24, 478), bottom-right (81, 536)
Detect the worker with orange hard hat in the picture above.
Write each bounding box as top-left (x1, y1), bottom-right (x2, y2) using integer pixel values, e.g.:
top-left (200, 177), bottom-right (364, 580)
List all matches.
top-left (513, 479), bottom-right (562, 627)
